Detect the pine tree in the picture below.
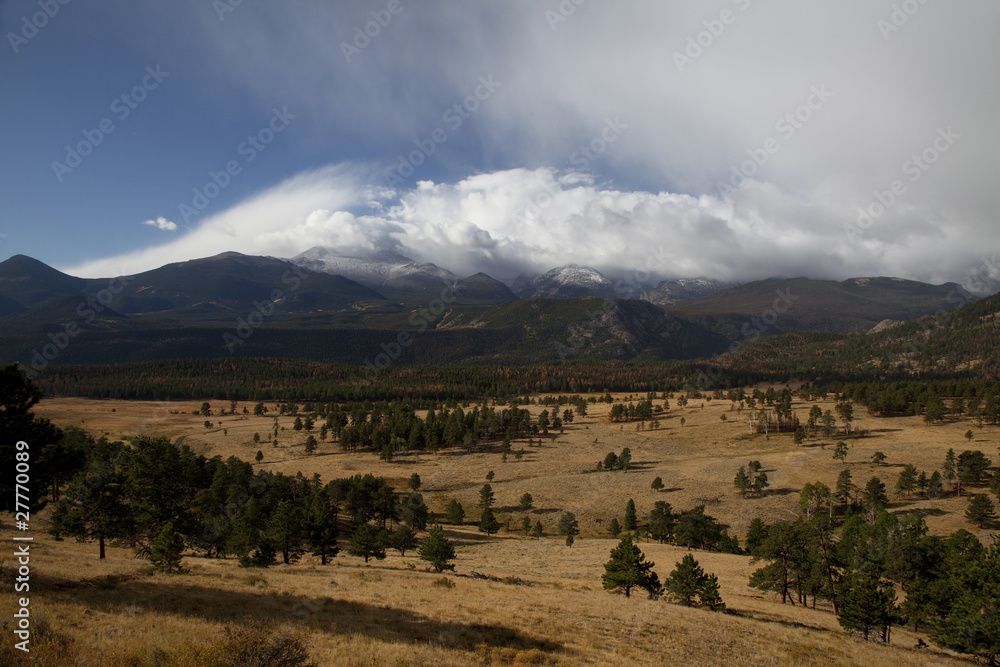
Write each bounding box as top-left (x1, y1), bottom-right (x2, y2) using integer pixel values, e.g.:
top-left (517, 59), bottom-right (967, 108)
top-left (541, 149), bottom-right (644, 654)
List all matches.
top-left (608, 517), bottom-right (622, 537)
top-left (558, 511), bottom-right (579, 538)
top-left (532, 520), bottom-right (544, 538)
top-left (479, 507), bottom-right (501, 536)
top-left (651, 476), bottom-right (664, 491)
top-left (442, 500), bottom-right (465, 526)
top-left (149, 522), bottom-right (185, 574)
top-left (266, 500), bottom-right (305, 565)
top-left (665, 553), bottom-right (724, 610)
top-left (624, 499), bottom-right (637, 531)
top-left (966, 494), bottom-right (997, 528)
top-left (390, 525), bottom-right (419, 556)
top-left (418, 524), bottom-right (455, 573)
top-left (479, 483), bottom-right (495, 510)
top-left (602, 534), bottom-right (660, 598)
top-left (521, 515), bottom-right (532, 536)
top-left (518, 493), bottom-right (533, 511)
top-left (837, 573), bottom-right (896, 642)
top-left (347, 523), bottom-right (387, 563)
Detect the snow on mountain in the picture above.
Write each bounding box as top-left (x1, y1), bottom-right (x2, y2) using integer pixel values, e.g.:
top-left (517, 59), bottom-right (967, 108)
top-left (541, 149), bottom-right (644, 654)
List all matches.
top-left (290, 247), bottom-right (456, 288)
top-left (513, 264), bottom-right (618, 299)
top-left (640, 278), bottom-right (740, 306)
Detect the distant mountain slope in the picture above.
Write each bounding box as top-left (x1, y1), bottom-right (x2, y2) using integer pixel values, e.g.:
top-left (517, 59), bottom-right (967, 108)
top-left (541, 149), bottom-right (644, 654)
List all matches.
top-left (291, 247), bottom-right (515, 304)
top-left (641, 278), bottom-right (739, 306)
top-left (89, 252), bottom-right (387, 322)
top-left (716, 289), bottom-right (1000, 381)
top-left (512, 264), bottom-right (617, 299)
top-left (0, 254), bottom-right (88, 307)
top-left (671, 277), bottom-right (975, 340)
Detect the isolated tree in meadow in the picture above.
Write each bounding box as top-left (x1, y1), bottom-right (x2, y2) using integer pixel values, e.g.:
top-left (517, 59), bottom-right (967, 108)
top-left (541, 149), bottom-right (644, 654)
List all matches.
top-left (651, 476), bottom-right (664, 491)
top-left (479, 507), bottom-right (501, 536)
top-left (418, 524), bottom-right (455, 573)
top-left (836, 402), bottom-right (854, 433)
top-left (602, 533), bottom-right (660, 599)
top-left (444, 500), bottom-right (465, 525)
top-left (408, 473), bottom-right (421, 491)
top-left (665, 553), bottom-right (725, 611)
top-left (619, 447), bottom-right (632, 472)
top-left (608, 517), bottom-right (622, 537)
top-left (895, 464), bottom-right (918, 499)
top-left (558, 512), bottom-right (579, 539)
top-left (965, 429), bottom-right (975, 443)
top-left (348, 523), bottom-right (387, 563)
top-left (944, 448), bottom-right (958, 493)
top-left (149, 522), bottom-right (185, 574)
top-left (486, 470), bottom-right (495, 482)
top-left (390, 524), bottom-right (419, 556)
top-left (871, 451), bottom-right (887, 466)
top-left (833, 441), bottom-right (849, 464)
top-left (966, 494), bottom-right (996, 528)
top-left (200, 402), bottom-right (212, 416)
top-left (603, 451), bottom-right (619, 471)
top-left (304, 435), bottom-right (317, 454)
top-left (293, 416), bottom-right (303, 431)
top-left (255, 450), bottom-right (263, 464)
top-left (479, 483), bottom-right (495, 510)
top-left (532, 520), bottom-right (544, 538)
top-left (518, 492), bottom-right (533, 511)
top-left (253, 402), bottom-right (266, 416)
top-left (624, 499), bottom-right (638, 531)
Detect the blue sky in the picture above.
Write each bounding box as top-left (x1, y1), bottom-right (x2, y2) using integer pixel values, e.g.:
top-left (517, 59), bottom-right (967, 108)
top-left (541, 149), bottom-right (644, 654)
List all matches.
top-left (2, 1), bottom-right (999, 291)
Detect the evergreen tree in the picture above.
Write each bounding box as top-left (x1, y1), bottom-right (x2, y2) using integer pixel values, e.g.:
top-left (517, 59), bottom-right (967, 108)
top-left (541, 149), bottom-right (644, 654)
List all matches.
top-left (521, 515), bottom-right (532, 536)
top-left (479, 483), bottom-right (495, 510)
top-left (518, 493), bottom-right (534, 511)
top-left (837, 573), bottom-right (897, 642)
top-left (651, 476), bottom-right (664, 491)
top-left (418, 524), bottom-right (455, 573)
top-left (647, 501), bottom-right (675, 544)
top-left (558, 511), bottom-right (579, 539)
top-left (836, 468), bottom-right (856, 507)
top-left (149, 522), bottom-right (185, 574)
top-left (532, 520), bottom-right (544, 538)
top-left (608, 517), bottom-right (622, 537)
top-left (966, 494), bottom-right (996, 528)
top-left (479, 507), bottom-right (501, 536)
top-left (305, 489), bottom-right (339, 565)
top-left (266, 500), bottom-right (305, 565)
top-left (624, 499), bottom-right (637, 531)
top-left (390, 524), bottom-right (419, 556)
top-left (745, 518), bottom-right (767, 554)
top-left (444, 500), bottom-right (465, 525)
top-left (665, 553), bottom-right (725, 610)
top-left (408, 473), bottom-right (421, 491)
top-left (348, 523), bottom-right (387, 563)
top-left (401, 492), bottom-right (429, 530)
top-left (602, 534), bottom-right (660, 598)
top-left (895, 464), bottom-right (918, 498)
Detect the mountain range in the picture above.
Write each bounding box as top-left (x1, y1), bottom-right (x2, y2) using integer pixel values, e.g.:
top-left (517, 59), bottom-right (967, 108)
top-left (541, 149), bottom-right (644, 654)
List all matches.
top-left (0, 249), bottom-right (982, 369)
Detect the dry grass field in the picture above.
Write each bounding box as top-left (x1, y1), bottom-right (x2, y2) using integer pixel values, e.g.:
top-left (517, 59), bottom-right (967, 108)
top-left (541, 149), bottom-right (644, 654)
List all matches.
top-left (6, 390), bottom-right (997, 665)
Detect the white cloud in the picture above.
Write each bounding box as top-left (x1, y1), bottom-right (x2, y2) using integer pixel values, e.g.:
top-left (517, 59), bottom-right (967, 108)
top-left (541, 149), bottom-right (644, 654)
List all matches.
top-left (142, 217), bottom-right (178, 231)
top-left (61, 163), bottom-right (994, 295)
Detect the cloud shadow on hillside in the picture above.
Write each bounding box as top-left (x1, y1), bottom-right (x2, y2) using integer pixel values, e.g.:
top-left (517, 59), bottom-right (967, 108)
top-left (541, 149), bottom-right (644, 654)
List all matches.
top-left (38, 570), bottom-right (565, 656)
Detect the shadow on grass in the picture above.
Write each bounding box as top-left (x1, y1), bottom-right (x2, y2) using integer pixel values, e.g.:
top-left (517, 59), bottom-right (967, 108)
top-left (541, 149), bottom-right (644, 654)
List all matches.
top-left (36, 569), bottom-right (564, 656)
